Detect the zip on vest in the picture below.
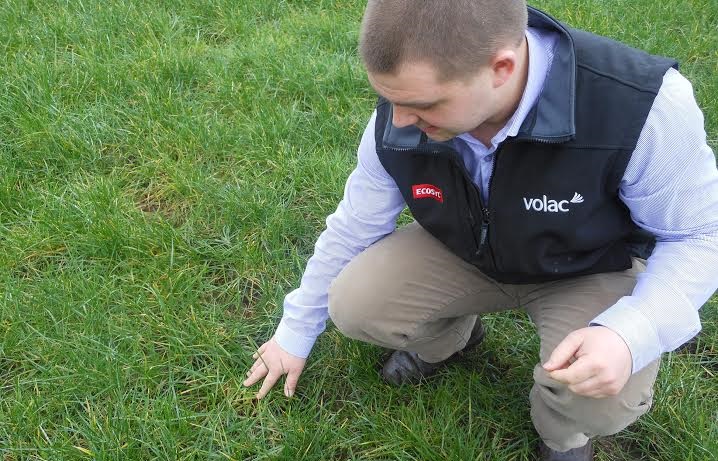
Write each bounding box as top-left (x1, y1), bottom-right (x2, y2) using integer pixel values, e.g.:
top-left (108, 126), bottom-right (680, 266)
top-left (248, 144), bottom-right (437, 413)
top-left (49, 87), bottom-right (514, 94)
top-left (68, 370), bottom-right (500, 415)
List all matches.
top-left (444, 146), bottom-right (494, 259)
top-left (466, 165), bottom-right (491, 255)
top-left (462, 180), bottom-right (485, 254)
top-left (481, 150), bottom-right (497, 255)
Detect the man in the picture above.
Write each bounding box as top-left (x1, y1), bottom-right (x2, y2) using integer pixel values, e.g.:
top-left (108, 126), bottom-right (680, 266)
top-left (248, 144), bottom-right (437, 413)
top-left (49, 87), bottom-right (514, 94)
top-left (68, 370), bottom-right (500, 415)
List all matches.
top-left (244, 1), bottom-right (718, 459)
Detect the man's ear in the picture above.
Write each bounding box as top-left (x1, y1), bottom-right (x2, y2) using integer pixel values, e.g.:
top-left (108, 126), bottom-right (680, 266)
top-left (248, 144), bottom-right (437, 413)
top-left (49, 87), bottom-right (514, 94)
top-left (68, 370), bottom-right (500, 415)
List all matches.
top-left (490, 49), bottom-right (518, 88)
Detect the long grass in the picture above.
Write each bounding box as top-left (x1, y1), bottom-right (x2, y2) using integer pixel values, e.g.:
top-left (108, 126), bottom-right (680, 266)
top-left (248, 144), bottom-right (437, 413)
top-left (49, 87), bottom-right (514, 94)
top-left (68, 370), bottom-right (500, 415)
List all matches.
top-left (1, 1), bottom-right (716, 460)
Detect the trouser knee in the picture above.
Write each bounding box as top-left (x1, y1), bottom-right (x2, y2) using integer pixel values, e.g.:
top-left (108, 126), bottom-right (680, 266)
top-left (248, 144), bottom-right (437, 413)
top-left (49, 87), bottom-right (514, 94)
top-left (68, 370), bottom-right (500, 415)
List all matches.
top-left (327, 265), bottom-right (388, 341)
top-left (530, 363), bottom-right (657, 449)
top-left (327, 275), bottom-right (361, 338)
top-left (534, 384), bottom-right (651, 435)
top-left (327, 263), bottom-right (417, 350)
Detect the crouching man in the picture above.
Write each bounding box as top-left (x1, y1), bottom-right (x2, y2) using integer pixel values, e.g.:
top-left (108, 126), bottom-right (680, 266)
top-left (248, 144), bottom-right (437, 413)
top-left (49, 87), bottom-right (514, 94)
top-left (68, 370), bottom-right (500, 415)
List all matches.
top-left (245, 1), bottom-right (718, 459)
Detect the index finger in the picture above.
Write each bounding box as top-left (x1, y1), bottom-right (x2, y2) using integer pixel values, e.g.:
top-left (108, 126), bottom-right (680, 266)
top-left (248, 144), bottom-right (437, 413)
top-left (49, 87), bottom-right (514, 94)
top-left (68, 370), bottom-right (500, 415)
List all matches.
top-left (543, 331), bottom-right (584, 371)
top-left (253, 341), bottom-right (270, 359)
top-left (244, 358), bottom-right (269, 387)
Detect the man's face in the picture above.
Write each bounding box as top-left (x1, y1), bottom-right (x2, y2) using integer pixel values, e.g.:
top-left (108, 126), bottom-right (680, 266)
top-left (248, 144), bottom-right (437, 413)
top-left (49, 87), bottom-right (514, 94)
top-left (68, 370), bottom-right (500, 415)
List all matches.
top-left (367, 61), bottom-right (499, 141)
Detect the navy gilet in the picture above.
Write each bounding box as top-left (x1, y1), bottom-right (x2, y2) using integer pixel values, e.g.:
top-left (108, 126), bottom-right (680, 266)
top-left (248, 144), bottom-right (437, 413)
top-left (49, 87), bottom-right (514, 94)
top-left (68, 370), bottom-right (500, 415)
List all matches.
top-left (374, 7), bottom-right (678, 283)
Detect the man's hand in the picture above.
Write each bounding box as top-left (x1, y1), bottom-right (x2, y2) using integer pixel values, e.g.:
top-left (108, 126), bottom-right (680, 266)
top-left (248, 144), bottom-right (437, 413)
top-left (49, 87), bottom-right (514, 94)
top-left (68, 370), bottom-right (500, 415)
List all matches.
top-left (543, 326), bottom-right (632, 399)
top-left (243, 337), bottom-right (306, 399)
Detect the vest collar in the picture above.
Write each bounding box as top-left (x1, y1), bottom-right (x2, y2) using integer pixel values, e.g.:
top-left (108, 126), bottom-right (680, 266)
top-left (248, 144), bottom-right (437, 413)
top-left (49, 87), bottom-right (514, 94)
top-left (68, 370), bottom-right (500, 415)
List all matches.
top-left (518, 6), bottom-right (576, 142)
top-left (382, 6), bottom-right (576, 150)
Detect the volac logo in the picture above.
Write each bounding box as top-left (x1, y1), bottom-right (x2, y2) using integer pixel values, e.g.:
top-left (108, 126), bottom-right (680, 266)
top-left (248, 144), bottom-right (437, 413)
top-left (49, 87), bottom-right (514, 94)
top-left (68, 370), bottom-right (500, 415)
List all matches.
top-left (523, 193), bottom-right (584, 213)
top-left (412, 184), bottom-right (443, 203)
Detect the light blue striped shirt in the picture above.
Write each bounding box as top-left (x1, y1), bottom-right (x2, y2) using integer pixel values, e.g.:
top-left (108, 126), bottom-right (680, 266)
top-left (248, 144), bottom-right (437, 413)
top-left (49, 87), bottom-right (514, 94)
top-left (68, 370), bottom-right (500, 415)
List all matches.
top-left (275, 27), bottom-right (718, 374)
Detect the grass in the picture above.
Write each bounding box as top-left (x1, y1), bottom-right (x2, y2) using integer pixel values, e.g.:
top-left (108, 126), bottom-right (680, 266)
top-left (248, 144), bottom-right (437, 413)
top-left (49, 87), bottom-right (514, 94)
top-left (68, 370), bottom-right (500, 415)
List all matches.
top-left (0, 0), bottom-right (716, 459)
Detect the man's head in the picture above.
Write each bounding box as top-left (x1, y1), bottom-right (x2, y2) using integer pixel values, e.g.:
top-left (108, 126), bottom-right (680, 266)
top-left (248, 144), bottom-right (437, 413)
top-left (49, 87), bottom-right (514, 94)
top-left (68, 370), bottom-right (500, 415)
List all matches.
top-left (360, 0), bottom-right (529, 141)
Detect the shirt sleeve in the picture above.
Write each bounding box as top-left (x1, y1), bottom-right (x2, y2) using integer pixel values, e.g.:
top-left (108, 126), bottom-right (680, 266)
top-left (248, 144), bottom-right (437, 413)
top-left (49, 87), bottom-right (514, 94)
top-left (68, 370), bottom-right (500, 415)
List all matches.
top-left (590, 67), bottom-right (718, 373)
top-left (274, 111), bottom-right (407, 358)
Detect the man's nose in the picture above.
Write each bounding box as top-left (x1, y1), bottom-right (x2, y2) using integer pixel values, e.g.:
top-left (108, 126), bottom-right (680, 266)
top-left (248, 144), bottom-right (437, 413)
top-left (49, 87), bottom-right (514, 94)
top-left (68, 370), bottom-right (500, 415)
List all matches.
top-left (392, 105), bottom-right (419, 128)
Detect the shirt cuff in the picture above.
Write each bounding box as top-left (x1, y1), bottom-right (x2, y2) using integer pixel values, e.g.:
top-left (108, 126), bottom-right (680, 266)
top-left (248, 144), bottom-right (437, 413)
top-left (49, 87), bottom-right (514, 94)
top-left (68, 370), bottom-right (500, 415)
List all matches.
top-left (274, 319), bottom-right (319, 359)
top-left (590, 298), bottom-right (662, 374)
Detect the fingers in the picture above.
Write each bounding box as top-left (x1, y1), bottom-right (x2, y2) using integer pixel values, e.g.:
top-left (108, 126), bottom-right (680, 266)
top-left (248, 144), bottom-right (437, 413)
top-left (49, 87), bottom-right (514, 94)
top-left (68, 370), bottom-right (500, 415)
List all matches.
top-left (284, 371), bottom-right (300, 398)
top-left (548, 358), bottom-right (622, 398)
top-left (243, 348), bottom-right (296, 399)
top-left (567, 376), bottom-right (607, 398)
top-left (243, 358), bottom-right (269, 387)
top-left (543, 331), bottom-right (584, 371)
top-left (547, 364), bottom-right (611, 399)
top-left (549, 356), bottom-right (596, 384)
top-left (256, 369), bottom-right (282, 399)
top-left (243, 338), bottom-right (305, 399)
top-left (243, 358), bottom-right (283, 399)
top-left (248, 356), bottom-right (270, 375)
top-left (253, 341), bottom-right (269, 359)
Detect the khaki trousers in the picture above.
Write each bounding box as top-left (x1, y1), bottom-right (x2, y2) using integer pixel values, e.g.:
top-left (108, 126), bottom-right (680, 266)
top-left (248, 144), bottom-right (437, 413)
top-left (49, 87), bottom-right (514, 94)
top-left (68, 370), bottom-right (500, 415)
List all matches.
top-left (328, 222), bottom-right (659, 452)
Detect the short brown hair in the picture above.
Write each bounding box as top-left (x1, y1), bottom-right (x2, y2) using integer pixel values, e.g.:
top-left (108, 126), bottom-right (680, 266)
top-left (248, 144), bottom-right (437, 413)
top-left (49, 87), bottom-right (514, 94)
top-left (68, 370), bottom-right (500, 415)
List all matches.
top-left (360, 0), bottom-right (528, 81)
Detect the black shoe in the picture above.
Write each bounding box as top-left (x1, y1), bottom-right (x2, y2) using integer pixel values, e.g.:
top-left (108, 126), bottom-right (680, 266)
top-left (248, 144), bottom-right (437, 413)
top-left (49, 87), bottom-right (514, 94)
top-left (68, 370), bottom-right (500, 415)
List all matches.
top-left (380, 319), bottom-right (485, 386)
top-left (539, 440), bottom-right (593, 461)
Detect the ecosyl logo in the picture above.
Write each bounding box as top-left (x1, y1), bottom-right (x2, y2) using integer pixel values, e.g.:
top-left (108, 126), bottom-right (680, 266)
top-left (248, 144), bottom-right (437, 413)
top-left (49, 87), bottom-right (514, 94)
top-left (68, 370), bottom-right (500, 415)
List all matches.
top-left (523, 192), bottom-right (584, 213)
top-left (412, 184), bottom-right (444, 203)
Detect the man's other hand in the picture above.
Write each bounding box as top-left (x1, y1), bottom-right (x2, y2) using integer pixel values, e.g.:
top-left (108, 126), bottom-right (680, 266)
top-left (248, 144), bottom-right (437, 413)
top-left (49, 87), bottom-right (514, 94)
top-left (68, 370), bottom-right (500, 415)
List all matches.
top-left (243, 337), bottom-right (306, 399)
top-left (543, 326), bottom-right (632, 399)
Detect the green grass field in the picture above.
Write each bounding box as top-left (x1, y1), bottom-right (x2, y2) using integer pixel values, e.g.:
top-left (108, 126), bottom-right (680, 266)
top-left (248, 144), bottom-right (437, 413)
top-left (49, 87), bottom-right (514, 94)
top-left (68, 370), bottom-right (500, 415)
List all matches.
top-left (1, 1), bottom-right (716, 459)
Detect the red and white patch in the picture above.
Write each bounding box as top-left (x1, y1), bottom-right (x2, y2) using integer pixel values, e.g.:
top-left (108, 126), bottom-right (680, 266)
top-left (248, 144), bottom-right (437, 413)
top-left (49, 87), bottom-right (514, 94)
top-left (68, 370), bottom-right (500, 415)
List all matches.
top-left (412, 184), bottom-right (443, 203)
